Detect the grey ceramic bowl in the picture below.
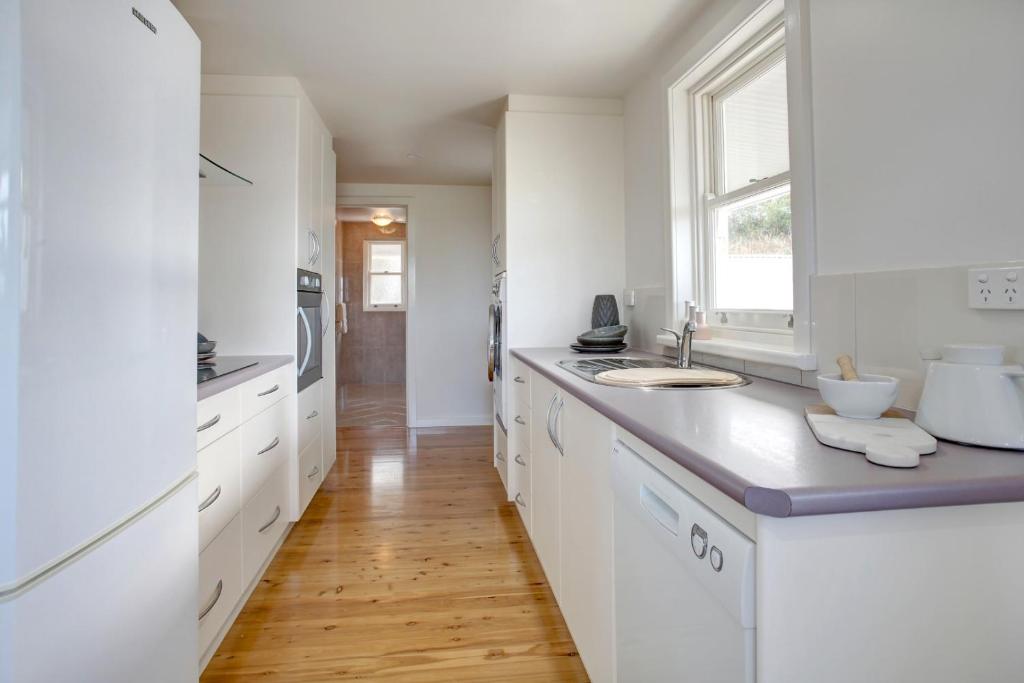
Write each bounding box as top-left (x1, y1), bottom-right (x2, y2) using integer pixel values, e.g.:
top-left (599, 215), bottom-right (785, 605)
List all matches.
top-left (577, 325), bottom-right (628, 346)
top-left (197, 340), bottom-right (217, 354)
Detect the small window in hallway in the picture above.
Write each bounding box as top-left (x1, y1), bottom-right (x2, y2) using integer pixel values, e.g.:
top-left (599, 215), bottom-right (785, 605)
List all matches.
top-left (364, 240), bottom-right (406, 311)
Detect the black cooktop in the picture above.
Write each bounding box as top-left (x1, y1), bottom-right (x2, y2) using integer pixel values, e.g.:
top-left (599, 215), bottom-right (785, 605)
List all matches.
top-left (197, 358), bottom-right (259, 385)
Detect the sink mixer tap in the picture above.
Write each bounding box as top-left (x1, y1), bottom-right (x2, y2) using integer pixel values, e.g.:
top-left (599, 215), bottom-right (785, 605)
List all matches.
top-left (661, 322), bottom-right (697, 369)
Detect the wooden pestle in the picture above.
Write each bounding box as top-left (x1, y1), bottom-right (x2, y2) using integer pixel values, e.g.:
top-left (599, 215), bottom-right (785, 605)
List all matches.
top-left (836, 354), bottom-right (859, 381)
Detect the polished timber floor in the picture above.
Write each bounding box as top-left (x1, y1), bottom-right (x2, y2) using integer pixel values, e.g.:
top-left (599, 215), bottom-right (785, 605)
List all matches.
top-left (338, 383), bottom-right (407, 428)
top-left (201, 426), bottom-right (588, 682)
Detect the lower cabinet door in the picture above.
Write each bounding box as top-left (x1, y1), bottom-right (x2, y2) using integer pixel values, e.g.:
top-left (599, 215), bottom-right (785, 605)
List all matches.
top-left (197, 429), bottom-right (241, 552)
top-left (297, 433), bottom-right (324, 517)
top-left (560, 395), bottom-right (616, 683)
top-left (198, 514), bottom-right (243, 657)
top-left (529, 373), bottom-right (562, 598)
top-left (242, 463), bottom-right (289, 585)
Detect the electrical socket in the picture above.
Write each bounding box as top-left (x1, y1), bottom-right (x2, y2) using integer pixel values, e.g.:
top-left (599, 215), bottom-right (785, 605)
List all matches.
top-left (968, 265), bottom-right (1024, 310)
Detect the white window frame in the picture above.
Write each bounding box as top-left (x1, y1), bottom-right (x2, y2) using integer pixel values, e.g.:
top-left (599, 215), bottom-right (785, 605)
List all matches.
top-left (664, 0), bottom-right (817, 370)
top-left (693, 31), bottom-right (791, 335)
top-left (363, 239), bottom-right (407, 312)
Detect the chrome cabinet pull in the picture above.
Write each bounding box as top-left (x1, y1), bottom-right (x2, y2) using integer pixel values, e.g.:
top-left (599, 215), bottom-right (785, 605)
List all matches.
top-left (545, 394), bottom-right (557, 447)
top-left (513, 376), bottom-right (525, 384)
top-left (197, 414), bottom-right (221, 432)
top-left (257, 384), bottom-right (279, 397)
top-left (198, 486), bottom-right (221, 513)
top-left (552, 399), bottom-right (565, 455)
top-left (306, 410), bottom-right (319, 420)
top-left (514, 454), bottom-right (526, 466)
top-left (198, 579), bottom-right (223, 621)
top-left (307, 466), bottom-right (320, 480)
top-left (514, 493), bottom-right (526, 508)
top-left (308, 231), bottom-right (316, 265)
top-left (496, 451), bottom-right (506, 463)
top-left (258, 506), bottom-right (281, 533)
top-left (257, 436), bottom-right (280, 455)
top-left (514, 415), bottom-right (526, 425)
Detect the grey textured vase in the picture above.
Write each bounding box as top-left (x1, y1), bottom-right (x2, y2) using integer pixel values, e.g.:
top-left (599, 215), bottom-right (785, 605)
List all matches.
top-left (591, 295), bottom-right (620, 329)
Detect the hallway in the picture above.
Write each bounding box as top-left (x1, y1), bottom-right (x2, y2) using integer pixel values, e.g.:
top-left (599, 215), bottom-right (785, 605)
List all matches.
top-left (201, 426), bottom-right (587, 682)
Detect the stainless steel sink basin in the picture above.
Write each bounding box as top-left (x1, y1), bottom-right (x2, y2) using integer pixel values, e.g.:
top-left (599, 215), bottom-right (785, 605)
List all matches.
top-left (557, 357), bottom-right (751, 389)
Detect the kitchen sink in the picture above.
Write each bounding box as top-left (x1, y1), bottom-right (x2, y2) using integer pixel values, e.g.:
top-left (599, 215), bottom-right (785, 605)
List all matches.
top-left (557, 357), bottom-right (751, 389)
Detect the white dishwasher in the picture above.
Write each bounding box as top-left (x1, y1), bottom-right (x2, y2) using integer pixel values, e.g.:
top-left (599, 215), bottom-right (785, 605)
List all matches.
top-left (612, 441), bottom-right (756, 682)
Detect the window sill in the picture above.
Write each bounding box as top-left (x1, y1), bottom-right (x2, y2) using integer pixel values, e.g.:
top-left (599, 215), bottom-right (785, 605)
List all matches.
top-left (655, 334), bottom-right (817, 371)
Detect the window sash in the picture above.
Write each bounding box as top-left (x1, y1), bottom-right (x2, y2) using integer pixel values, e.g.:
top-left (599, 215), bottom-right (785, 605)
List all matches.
top-left (363, 240), bottom-right (407, 311)
top-left (693, 30), bottom-right (792, 328)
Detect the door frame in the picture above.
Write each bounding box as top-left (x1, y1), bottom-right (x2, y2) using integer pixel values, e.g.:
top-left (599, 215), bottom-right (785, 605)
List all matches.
top-left (336, 194), bottom-right (417, 427)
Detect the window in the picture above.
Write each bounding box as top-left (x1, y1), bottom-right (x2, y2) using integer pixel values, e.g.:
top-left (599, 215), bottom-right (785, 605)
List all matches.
top-left (689, 23), bottom-right (793, 334)
top-left (363, 240), bottom-right (406, 311)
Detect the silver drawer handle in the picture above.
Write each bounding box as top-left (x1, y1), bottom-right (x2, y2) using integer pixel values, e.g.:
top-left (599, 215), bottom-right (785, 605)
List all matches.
top-left (257, 436), bottom-right (280, 455)
top-left (258, 506), bottom-right (281, 533)
top-left (257, 384), bottom-right (280, 397)
top-left (306, 410), bottom-right (319, 420)
top-left (514, 454), bottom-right (526, 466)
top-left (514, 415), bottom-right (526, 425)
top-left (514, 493), bottom-right (526, 508)
top-left (197, 414), bottom-right (221, 432)
top-left (514, 376), bottom-right (525, 384)
top-left (198, 485), bottom-right (221, 513)
top-left (496, 451), bottom-right (506, 462)
top-left (198, 579), bottom-right (223, 621)
top-left (307, 465), bottom-right (320, 480)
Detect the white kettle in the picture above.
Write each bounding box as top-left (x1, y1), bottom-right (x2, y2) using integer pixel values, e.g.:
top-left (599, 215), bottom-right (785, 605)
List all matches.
top-left (915, 345), bottom-right (1024, 449)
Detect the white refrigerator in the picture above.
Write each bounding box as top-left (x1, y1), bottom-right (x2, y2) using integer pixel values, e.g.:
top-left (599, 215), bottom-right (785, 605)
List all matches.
top-left (1, 1), bottom-right (201, 681)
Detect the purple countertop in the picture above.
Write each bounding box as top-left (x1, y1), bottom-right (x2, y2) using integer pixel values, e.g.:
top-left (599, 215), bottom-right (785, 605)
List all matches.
top-left (197, 355), bottom-right (293, 401)
top-left (512, 347), bottom-right (1024, 517)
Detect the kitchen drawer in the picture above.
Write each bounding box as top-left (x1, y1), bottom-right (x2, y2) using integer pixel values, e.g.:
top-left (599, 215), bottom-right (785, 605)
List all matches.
top-left (239, 364), bottom-right (292, 422)
top-left (197, 388), bottom-right (241, 451)
top-left (198, 514), bottom-right (243, 657)
top-left (494, 422), bottom-right (508, 492)
top-left (513, 475), bottom-right (531, 534)
top-left (197, 429), bottom-right (241, 552)
top-left (510, 358), bottom-right (531, 406)
top-left (297, 379), bottom-right (323, 455)
top-left (296, 433), bottom-right (324, 518)
top-left (240, 398), bottom-right (290, 503)
top-left (242, 462), bottom-right (289, 585)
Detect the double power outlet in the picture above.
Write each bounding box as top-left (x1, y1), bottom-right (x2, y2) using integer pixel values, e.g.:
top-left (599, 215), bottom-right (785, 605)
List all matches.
top-left (969, 265), bottom-right (1024, 310)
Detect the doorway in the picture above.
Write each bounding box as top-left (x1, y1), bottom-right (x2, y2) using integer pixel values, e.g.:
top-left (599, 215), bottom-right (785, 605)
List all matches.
top-left (335, 205), bottom-right (408, 427)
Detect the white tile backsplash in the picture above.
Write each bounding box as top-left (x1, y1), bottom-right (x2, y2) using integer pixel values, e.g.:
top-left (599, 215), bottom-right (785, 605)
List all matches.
top-left (814, 262), bottom-right (1024, 410)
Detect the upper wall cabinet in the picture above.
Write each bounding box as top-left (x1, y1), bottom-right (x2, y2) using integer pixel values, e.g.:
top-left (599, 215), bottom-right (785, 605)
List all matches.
top-left (298, 108), bottom-right (331, 273)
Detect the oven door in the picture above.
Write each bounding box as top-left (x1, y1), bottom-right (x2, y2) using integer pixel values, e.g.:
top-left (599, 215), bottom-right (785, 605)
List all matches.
top-left (297, 292), bottom-right (323, 392)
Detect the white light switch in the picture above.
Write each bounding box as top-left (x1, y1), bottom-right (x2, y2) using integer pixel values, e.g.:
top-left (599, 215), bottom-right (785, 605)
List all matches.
top-left (968, 266), bottom-right (1024, 310)
top-left (624, 288), bottom-right (636, 307)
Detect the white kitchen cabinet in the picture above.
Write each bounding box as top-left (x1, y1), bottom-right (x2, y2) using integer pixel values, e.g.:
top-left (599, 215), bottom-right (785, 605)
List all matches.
top-left (297, 433), bottom-right (325, 516)
top-left (297, 378), bottom-right (323, 454)
top-left (239, 397), bottom-right (291, 503)
top-left (241, 462), bottom-right (289, 585)
top-left (198, 429), bottom-right (241, 553)
top-left (494, 420), bottom-right (509, 491)
top-left (529, 372), bottom-right (563, 599)
top-left (198, 514), bottom-right (243, 656)
top-left (560, 394), bottom-right (616, 683)
top-left (509, 397), bottom-right (531, 533)
top-left (321, 141), bottom-right (338, 475)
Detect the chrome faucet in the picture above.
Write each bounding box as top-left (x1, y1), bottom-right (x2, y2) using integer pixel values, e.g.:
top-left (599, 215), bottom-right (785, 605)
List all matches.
top-left (661, 322), bottom-right (697, 369)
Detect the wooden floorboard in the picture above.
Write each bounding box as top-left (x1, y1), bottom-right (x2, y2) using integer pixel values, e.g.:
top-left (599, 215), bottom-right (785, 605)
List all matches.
top-left (202, 425), bottom-right (589, 682)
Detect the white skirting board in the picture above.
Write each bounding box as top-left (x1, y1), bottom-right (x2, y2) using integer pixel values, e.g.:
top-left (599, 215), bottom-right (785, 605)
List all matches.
top-left (413, 415), bottom-right (493, 428)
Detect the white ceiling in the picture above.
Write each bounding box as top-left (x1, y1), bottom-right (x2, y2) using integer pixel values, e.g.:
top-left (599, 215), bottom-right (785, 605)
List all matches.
top-left (172, 0), bottom-right (710, 186)
top-left (337, 206), bottom-right (408, 224)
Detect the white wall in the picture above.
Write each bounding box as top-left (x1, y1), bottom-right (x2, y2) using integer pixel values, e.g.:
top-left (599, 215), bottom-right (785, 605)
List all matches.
top-left (337, 183), bottom-right (492, 427)
top-left (623, 0), bottom-right (1024, 356)
top-left (809, 0), bottom-right (1024, 275)
top-left (623, 0), bottom-right (765, 352)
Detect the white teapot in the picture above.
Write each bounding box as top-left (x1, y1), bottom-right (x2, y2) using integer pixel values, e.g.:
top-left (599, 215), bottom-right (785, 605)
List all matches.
top-left (915, 345), bottom-right (1024, 449)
